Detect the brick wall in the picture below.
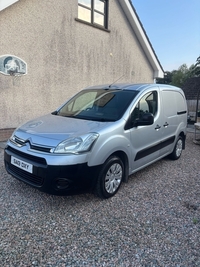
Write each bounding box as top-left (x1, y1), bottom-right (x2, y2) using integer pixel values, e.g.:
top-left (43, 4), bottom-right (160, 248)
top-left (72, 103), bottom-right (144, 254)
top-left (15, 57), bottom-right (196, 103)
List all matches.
top-left (0, 128), bottom-right (15, 141)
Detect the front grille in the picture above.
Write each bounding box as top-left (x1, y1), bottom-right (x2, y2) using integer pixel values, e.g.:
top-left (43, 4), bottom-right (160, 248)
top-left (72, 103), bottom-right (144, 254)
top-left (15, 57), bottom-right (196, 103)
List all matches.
top-left (14, 136), bottom-right (26, 146)
top-left (30, 144), bottom-right (51, 153)
top-left (12, 135), bottom-right (52, 153)
top-left (8, 164), bottom-right (44, 187)
top-left (7, 146), bottom-right (47, 165)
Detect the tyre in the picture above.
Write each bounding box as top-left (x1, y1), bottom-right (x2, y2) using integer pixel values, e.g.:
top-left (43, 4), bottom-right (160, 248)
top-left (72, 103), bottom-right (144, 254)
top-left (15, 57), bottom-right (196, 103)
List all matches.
top-left (169, 136), bottom-right (183, 160)
top-left (95, 155), bottom-right (124, 199)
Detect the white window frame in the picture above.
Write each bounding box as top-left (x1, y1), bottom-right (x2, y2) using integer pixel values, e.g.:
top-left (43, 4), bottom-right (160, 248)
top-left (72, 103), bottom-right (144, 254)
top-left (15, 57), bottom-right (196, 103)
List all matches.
top-left (78, 0), bottom-right (109, 29)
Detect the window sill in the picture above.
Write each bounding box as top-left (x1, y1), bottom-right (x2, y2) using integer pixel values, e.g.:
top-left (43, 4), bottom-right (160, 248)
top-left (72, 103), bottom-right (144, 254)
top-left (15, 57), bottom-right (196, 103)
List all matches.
top-left (75, 18), bottom-right (110, 33)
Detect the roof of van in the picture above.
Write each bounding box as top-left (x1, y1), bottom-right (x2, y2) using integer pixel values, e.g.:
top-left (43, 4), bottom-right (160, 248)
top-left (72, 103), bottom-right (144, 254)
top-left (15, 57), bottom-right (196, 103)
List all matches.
top-left (85, 83), bottom-right (182, 92)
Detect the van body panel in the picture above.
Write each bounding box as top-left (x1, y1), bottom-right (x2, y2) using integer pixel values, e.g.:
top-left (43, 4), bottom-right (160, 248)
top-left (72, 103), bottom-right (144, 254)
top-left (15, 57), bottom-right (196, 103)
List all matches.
top-left (159, 87), bottom-right (187, 156)
top-left (4, 83), bottom-right (187, 196)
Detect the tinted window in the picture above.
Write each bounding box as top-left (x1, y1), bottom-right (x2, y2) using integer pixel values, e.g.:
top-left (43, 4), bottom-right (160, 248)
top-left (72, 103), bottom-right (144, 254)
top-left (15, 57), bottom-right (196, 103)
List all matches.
top-left (131, 91), bottom-right (158, 124)
top-left (58, 89), bottom-right (138, 122)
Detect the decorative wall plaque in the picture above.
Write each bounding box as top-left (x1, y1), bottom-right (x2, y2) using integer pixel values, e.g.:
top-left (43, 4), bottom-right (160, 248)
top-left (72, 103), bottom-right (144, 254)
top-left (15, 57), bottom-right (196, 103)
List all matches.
top-left (0, 55), bottom-right (27, 76)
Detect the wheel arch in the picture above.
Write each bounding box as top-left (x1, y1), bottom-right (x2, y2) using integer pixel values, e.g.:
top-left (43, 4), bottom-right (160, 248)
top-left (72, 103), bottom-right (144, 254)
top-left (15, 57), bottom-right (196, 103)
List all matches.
top-left (108, 150), bottom-right (129, 183)
top-left (94, 151), bottom-right (129, 198)
top-left (179, 131), bottom-right (186, 149)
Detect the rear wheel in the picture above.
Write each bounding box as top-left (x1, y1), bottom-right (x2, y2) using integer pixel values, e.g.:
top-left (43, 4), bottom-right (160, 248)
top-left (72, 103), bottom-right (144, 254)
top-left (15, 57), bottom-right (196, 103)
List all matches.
top-left (95, 155), bottom-right (124, 199)
top-left (169, 136), bottom-right (183, 160)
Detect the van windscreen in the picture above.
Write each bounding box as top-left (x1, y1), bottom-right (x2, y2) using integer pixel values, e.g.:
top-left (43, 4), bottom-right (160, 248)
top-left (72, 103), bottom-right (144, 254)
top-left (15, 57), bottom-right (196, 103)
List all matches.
top-left (57, 89), bottom-right (139, 121)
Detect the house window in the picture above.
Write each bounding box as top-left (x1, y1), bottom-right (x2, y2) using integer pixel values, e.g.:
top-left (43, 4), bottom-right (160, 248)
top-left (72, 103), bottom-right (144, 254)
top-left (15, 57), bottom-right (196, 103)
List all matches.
top-left (78, 0), bottom-right (108, 29)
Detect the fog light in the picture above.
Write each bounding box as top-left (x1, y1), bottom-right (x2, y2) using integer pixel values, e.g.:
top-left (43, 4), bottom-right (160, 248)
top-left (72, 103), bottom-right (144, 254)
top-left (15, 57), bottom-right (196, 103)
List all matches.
top-left (55, 178), bottom-right (71, 189)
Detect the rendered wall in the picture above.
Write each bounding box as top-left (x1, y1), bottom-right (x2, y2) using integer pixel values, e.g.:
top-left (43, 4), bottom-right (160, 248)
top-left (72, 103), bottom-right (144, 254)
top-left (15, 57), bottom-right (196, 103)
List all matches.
top-left (0, 0), bottom-right (154, 130)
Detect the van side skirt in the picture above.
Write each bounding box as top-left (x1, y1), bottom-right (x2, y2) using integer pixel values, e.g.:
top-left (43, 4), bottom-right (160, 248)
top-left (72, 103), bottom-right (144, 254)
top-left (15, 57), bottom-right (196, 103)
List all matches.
top-left (134, 136), bottom-right (175, 161)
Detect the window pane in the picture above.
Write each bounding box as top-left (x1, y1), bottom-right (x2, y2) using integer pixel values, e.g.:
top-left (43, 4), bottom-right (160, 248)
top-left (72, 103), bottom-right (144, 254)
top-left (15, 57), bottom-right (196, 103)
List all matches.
top-left (78, 6), bottom-right (91, 23)
top-left (132, 91), bottom-right (158, 122)
top-left (73, 92), bottom-right (97, 111)
top-left (94, 12), bottom-right (104, 26)
top-left (78, 0), bottom-right (91, 8)
top-left (94, 0), bottom-right (105, 13)
top-left (59, 91), bottom-right (97, 115)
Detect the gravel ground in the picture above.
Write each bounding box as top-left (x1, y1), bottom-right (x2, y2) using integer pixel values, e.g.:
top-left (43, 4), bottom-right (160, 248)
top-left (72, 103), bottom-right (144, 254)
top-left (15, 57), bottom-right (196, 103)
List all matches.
top-left (0, 132), bottom-right (199, 267)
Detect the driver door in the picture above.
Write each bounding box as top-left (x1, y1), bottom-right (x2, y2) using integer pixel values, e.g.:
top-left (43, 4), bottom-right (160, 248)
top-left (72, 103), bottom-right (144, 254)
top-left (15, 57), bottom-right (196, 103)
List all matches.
top-left (128, 89), bottom-right (163, 171)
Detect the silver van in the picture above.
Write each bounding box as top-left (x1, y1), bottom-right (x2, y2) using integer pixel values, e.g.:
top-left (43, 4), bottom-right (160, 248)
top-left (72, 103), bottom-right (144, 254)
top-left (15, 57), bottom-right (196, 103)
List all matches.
top-left (4, 83), bottom-right (187, 198)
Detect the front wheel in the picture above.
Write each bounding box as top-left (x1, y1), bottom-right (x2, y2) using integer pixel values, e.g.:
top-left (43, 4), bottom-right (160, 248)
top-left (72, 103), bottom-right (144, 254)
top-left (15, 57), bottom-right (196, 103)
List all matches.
top-left (169, 136), bottom-right (183, 160)
top-left (95, 156), bottom-right (124, 199)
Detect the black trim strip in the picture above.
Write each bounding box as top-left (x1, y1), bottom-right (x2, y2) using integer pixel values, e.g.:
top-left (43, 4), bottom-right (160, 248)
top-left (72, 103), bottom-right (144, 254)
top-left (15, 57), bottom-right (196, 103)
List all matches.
top-left (134, 136), bottom-right (175, 161)
top-left (177, 110), bottom-right (187, 115)
top-left (160, 136), bottom-right (175, 149)
top-left (135, 143), bottom-right (160, 161)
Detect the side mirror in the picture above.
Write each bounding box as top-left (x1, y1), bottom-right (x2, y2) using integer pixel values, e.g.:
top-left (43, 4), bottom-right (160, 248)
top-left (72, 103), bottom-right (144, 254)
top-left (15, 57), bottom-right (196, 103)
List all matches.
top-left (135, 112), bottom-right (154, 126)
top-left (124, 112), bottom-right (154, 130)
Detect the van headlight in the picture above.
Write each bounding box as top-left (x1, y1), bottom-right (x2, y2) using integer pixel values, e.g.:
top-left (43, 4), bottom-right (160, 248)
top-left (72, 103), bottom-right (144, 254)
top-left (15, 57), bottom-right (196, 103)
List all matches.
top-left (53, 133), bottom-right (99, 154)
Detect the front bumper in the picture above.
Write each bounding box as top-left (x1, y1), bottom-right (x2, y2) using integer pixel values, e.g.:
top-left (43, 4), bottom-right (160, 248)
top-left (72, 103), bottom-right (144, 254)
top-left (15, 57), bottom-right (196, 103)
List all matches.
top-left (4, 146), bottom-right (99, 195)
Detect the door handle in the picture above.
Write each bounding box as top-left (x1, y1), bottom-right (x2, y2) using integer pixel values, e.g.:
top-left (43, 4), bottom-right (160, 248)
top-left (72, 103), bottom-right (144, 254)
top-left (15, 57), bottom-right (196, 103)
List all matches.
top-left (163, 122), bottom-right (169, 127)
top-left (155, 125), bottom-right (161, 131)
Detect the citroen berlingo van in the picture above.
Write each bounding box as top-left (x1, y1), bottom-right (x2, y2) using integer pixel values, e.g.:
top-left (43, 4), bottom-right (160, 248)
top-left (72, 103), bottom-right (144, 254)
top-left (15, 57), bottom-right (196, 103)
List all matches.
top-left (4, 83), bottom-right (187, 198)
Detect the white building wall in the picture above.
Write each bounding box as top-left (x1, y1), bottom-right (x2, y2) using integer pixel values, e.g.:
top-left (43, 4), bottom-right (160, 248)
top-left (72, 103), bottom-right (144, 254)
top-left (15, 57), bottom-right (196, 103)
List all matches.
top-left (0, 0), bottom-right (155, 129)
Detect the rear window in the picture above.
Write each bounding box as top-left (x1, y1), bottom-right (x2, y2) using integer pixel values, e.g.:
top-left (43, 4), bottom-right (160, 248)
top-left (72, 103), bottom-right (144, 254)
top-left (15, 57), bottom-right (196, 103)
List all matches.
top-left (57, 89), bottom-right (138, 122)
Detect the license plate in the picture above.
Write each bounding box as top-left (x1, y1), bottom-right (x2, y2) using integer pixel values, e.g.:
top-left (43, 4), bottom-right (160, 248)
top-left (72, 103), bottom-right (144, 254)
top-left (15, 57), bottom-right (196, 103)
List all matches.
top-left (11, 156), bottom-right (33, 174)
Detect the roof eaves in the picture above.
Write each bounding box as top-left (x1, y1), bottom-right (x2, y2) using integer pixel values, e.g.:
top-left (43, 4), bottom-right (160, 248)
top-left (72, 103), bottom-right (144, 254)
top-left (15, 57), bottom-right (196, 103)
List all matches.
top-left (119, 0), bottom-right (164, 78)
top-left (0, 0), bottom-right (19, 11)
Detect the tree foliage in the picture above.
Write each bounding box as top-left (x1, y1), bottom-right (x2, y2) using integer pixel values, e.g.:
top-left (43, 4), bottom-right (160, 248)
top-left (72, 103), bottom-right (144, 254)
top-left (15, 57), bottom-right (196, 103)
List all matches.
top-left (156, 56), bottom-right (200, 87)
top-left (193, 56), bottom-right (200, 76)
